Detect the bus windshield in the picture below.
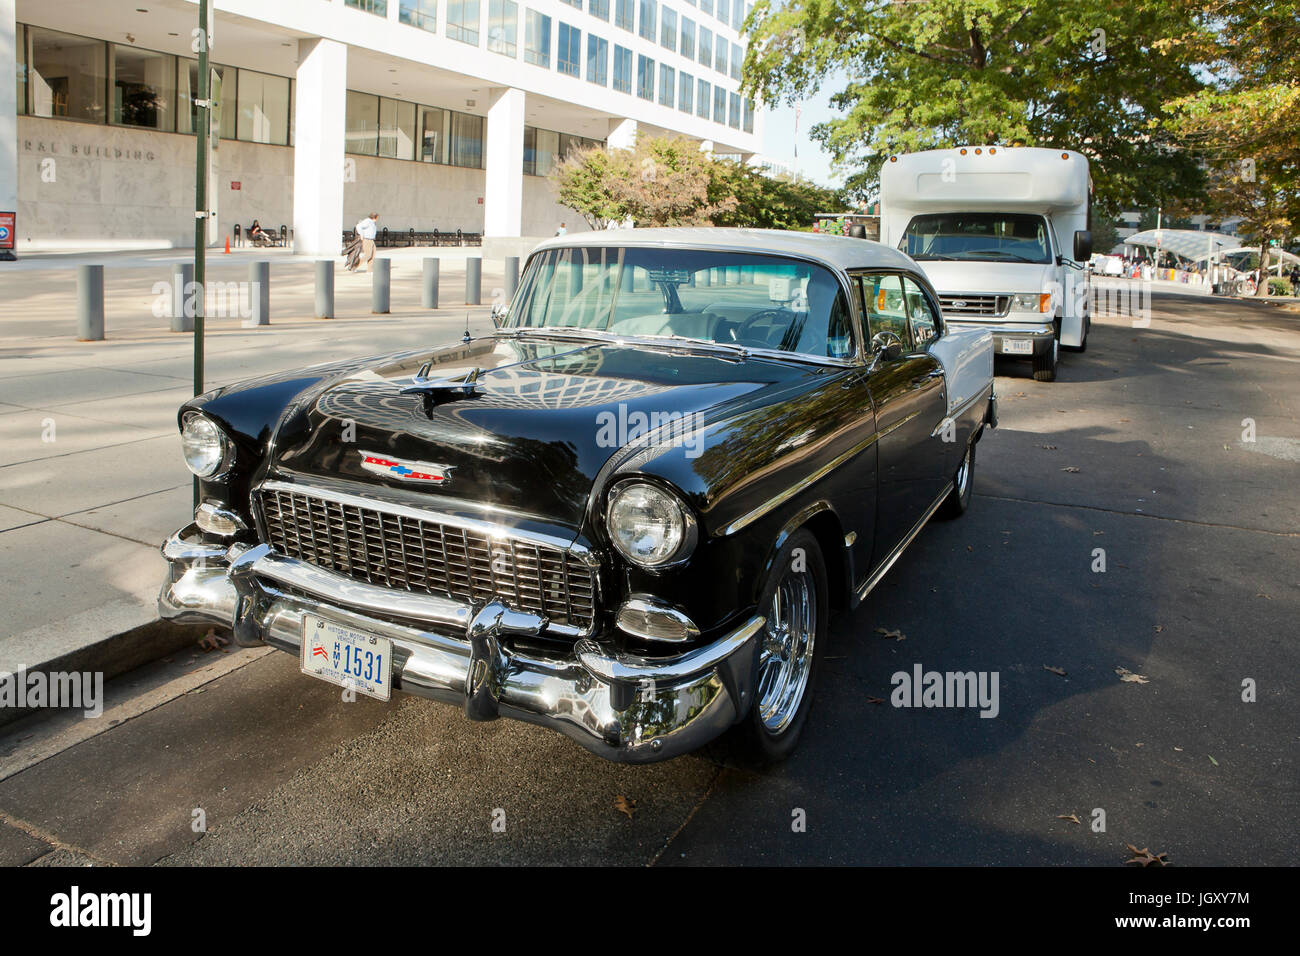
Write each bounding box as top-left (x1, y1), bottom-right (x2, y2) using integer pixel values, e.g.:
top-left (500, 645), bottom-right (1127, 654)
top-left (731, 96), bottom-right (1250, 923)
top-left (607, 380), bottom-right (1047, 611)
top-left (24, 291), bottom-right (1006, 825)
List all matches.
top-left (900, 213), bottom-right (1053, 264)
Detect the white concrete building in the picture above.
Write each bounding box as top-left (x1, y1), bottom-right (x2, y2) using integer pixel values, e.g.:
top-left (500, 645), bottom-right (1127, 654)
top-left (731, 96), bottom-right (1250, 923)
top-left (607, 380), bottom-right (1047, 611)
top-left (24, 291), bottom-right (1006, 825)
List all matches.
top-left (1, 0), bottom-right (762, 255)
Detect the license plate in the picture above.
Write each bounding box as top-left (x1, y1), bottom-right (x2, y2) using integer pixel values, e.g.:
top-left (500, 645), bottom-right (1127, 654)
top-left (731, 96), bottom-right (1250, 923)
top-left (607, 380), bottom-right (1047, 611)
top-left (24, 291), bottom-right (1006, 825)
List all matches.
top-left (301, 614), bottom-right (392, 701)
top-left (1001, 338), bottom-right (1034, 355)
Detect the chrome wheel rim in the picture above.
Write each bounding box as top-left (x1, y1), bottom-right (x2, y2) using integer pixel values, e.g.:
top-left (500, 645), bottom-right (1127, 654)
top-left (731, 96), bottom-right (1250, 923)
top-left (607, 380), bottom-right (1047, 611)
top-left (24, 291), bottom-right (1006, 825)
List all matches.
top-left (955, 446), bottom-right (972, 496)
top-left (756, 567), bottom-right (817, 734)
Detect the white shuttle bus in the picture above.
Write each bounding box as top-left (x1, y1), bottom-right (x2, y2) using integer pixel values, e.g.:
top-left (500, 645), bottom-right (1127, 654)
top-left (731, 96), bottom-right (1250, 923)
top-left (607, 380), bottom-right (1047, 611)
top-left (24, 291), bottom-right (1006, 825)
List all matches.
top-left (880, 147), bottom-right (1093, 382)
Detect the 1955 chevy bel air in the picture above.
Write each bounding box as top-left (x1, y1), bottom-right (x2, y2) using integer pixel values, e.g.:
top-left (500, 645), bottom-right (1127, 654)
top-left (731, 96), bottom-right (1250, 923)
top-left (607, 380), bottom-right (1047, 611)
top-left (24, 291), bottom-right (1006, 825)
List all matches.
top-left (159, 228), bottom-right (997, 763)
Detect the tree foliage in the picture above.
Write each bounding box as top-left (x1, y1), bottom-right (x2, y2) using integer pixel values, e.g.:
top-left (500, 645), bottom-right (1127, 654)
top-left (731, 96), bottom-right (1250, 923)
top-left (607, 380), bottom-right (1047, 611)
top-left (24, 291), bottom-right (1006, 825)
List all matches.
top-left (742, 0), bottom-right (1208, 213)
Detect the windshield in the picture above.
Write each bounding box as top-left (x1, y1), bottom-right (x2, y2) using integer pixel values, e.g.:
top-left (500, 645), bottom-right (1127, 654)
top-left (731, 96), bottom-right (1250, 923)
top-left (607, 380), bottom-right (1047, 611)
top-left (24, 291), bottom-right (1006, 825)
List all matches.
top-left (899, 213), bottom-right (1053, 264)
top-left (507, 247), bottom-right (856, 360)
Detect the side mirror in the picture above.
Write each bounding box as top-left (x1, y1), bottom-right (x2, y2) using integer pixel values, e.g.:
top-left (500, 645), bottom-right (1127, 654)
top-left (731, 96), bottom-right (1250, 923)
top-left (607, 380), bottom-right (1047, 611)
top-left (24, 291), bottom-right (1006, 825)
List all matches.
top-left (1073, 230), bottom-right (1092, 262)
top-left (490, 302), bottom-right (507, 328)
top-left (870, 330), bottom-right (904, 365)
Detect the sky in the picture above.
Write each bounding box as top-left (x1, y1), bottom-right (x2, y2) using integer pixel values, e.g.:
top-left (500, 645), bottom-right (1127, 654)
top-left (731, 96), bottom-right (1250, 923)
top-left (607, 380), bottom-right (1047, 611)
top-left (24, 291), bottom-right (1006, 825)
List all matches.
top-left (759, 82), bottom-right (844, 188)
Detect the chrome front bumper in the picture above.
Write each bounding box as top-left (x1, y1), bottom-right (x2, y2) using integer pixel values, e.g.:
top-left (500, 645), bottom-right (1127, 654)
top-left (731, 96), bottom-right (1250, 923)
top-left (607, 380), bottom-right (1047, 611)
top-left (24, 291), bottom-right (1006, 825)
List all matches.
top-left (946, 319), bottom-right (1056, 355)
top-left (158, 525), bottom-right (763, 763)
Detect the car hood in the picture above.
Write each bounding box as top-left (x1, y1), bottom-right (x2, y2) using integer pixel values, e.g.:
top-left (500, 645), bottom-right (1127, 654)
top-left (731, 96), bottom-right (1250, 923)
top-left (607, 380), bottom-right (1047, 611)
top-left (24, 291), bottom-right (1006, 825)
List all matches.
top-left (268, 335), bottom-right (813, 532)
top-left (914, 260), bottom-right (1055, 295)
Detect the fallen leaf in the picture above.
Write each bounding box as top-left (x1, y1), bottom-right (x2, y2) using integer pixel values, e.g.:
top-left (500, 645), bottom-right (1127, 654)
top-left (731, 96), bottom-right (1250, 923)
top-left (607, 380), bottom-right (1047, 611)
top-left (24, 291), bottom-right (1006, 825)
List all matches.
top-left (1153, 624), bottom-right (1165, 633)
top-left (198, 629), bottom-right (229, 653)
top-left (866, 696), bottom-right (885, 705)
top-left (1037, 444), bottom-right (1058, 450)
top-left (1043, 665), bottom-right (1067, 676)
top-left (1125, 844), bottom-right (1169, 867)
top-left (966, 545), bottom-right (973, 552)
top-left (1057, 813), bottom-right (1081, 825)
top-left (614, 796), bottom-right (637, 819)
top-left (1118, 418), bottom-right (1130, 423)
top-left (1174, 746), bottom-right (1183, 752)
top-left (1208, 755), bottom-right (1219, 767)
top-left (875, 627), bottom-right (906, 641)
top-left (1115, 667), bottom-right (1149, 684)
top-left (1093, 530), bottom-right (1104, 535)
top-left (1062, 466), bottom-right (1081, 473)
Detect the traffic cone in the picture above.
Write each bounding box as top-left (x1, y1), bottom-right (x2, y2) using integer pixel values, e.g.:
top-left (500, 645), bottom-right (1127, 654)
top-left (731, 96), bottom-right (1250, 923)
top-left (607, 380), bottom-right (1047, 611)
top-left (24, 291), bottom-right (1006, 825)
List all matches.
top-left (224, 235), bottom-right (231, 254)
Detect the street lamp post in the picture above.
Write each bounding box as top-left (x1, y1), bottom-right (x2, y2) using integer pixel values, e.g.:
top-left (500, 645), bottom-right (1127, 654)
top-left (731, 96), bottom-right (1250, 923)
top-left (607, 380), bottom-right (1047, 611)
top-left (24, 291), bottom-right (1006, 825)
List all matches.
top-left (192, 0), bottom-right (211, 507)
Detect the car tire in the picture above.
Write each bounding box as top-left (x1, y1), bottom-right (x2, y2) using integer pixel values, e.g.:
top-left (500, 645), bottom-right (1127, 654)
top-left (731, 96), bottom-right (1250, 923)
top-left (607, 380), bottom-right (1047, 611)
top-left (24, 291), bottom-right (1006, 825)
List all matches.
top-left (1032, 336), bottom-right (1058, 381)
top-left (727, 528), bottom-right (828, 764)
top-left (936, 440), bottom-right (975, 520)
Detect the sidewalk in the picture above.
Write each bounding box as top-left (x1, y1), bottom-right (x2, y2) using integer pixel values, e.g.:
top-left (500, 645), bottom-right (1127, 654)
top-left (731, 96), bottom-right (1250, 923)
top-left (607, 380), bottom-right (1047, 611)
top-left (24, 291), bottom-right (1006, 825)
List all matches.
top-left (0, 247), bottom-right (503, 698)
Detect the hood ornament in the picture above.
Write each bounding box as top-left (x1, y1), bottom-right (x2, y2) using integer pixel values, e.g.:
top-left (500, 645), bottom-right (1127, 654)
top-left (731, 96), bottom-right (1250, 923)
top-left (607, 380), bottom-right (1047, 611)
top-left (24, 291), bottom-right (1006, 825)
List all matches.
top-left (401, 364), bottom-right (485, 415)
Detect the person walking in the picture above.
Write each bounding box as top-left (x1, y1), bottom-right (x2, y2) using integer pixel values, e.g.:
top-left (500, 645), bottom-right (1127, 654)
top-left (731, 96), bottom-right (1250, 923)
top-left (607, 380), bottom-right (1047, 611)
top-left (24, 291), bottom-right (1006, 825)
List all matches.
top-left (355, 213), bottom-right (379, 272)
top-left (1289, 266), bottom-right (1299, 297)
top-left (555, 222), bottom-right (567, 237)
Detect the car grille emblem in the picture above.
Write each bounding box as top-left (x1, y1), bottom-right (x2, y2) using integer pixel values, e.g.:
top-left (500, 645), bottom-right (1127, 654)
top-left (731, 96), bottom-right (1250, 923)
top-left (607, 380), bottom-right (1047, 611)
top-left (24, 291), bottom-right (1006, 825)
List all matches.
top-left (952, 299), bottom-right (967, 309)
top-left (359, 451), bottom-right (453, 484)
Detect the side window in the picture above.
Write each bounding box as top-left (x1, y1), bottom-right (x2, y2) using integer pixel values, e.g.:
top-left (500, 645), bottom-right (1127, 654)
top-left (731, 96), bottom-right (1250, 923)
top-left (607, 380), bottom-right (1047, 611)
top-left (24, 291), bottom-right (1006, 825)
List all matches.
top-left (902, 276), bottom-right (940, 347)
top-left (857, 273), bottom-right (911, 348)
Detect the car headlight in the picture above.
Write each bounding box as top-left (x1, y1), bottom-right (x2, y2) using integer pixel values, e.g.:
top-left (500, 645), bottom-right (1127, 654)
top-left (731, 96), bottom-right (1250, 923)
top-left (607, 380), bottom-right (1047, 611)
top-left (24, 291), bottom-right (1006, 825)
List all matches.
top-left (606, 481), bottom-right (698, 569)
top-left (180, 412), bottom-right (232, 478)
top-left (1012, 292), bottom-right (1052, 313)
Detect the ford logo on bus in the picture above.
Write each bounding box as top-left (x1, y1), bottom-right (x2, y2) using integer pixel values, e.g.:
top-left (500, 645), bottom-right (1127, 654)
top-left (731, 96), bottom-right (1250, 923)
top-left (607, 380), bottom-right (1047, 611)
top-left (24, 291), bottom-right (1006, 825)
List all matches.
top-left (951, 299), bottom-right (968, 309)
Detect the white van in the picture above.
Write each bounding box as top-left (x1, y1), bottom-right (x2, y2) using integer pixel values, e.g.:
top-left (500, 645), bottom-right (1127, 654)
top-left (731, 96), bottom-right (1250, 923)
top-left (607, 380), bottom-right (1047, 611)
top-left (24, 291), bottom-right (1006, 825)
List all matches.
top-left (880, 147), bottom-right (1093, 381)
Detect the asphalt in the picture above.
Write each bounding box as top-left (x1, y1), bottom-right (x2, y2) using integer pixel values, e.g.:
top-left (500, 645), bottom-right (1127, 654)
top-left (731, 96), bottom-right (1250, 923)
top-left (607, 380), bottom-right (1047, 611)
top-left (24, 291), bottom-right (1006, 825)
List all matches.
top-left (0, 289), bottom-right (1295, 866)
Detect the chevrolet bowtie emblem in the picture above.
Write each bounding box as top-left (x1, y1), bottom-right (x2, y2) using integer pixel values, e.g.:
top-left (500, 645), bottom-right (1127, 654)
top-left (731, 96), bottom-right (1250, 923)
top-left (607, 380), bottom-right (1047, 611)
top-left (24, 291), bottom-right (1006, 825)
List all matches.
top-left (359, 451), bottom-right (453, 484)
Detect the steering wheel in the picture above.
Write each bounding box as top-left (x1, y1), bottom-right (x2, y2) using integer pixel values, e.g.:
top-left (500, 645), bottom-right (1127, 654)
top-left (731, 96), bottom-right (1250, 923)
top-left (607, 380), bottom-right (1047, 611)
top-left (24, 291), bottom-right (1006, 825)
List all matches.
top-left (728, 308), bottom-right (795, 349)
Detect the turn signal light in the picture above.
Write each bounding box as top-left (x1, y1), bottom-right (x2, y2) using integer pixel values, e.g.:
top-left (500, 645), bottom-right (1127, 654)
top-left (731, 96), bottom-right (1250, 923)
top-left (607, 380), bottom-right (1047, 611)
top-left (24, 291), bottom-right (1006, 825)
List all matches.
top-left (1039, 292), bottom-right (1052, 313)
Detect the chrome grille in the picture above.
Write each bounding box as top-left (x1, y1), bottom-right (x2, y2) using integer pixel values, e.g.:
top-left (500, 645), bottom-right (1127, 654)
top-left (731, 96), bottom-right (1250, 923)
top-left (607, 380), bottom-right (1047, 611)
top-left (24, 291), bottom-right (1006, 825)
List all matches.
top-left (938, 294), bottom-right (1010, 317)
top-left (257, 486), bottom-right (596, 631)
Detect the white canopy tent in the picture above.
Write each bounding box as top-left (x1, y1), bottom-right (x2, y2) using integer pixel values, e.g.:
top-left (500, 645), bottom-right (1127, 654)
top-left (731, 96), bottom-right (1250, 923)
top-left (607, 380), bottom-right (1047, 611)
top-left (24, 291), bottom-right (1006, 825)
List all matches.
top-left (1123, 228), bottom-right (1299, 273)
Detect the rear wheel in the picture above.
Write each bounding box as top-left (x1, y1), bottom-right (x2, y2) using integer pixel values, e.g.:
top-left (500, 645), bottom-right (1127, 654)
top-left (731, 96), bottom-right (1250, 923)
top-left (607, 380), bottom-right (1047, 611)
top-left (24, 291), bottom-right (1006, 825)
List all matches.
top-left (1032, 336), bottom-right (1059, 381)
top-left (937, 440), bottom-right (975, 519)
top-left (729, 529), bottom-right (828, 763)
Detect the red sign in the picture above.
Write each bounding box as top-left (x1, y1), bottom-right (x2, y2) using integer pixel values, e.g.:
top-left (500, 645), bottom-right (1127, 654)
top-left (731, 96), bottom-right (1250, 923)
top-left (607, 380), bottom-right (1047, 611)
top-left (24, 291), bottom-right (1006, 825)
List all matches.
top-left (477, 197), bottom-right (484, 205)
top-left (0, 212), bottom-right (14, 250)
top-left (231, 181), bottom-right (241, 190)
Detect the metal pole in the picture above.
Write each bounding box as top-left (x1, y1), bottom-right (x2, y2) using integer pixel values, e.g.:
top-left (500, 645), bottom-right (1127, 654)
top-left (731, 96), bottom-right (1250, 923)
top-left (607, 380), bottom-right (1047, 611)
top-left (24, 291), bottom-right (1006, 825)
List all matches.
top-left (504, 256), bottom-right (520, 299)
top-left (171, 263), bottom-right (194, 332)
top-left (193, 0), bottom-right (210, 508)
top-left (76, 265), bottom-right (104, 341)
top-left (465, 256), bottom-right (481, 305)
top-left (246, 261), bottom-right (270, 326)
top-left (315, 260), bottom-right (334, 318)
top-left (422, 258), bottom-right (439, 308)
top-left (372, 258), bottom-right (391, 313)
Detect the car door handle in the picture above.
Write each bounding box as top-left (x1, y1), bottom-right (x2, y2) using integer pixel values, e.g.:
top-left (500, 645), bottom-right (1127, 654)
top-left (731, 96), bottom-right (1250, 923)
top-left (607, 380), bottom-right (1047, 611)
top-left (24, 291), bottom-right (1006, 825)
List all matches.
top-left (911, 370), bottom-right (942, 386)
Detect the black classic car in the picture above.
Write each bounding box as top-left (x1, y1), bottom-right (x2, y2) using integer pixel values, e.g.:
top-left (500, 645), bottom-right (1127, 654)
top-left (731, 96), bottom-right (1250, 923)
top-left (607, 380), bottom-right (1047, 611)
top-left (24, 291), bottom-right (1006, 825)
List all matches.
top-left (160, 229), bottom-right (997, 762)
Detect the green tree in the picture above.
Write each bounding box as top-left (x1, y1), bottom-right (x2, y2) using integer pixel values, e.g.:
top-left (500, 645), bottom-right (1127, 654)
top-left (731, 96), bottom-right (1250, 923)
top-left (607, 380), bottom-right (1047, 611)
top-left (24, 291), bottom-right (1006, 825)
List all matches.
top-left (743, 0), bottom-right (1208, 213)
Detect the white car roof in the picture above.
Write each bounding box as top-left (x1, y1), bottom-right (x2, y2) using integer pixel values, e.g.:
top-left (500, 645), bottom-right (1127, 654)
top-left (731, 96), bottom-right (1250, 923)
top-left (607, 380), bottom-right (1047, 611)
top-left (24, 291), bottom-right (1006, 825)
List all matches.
top-left (531, 227), bottom-right (921, 275)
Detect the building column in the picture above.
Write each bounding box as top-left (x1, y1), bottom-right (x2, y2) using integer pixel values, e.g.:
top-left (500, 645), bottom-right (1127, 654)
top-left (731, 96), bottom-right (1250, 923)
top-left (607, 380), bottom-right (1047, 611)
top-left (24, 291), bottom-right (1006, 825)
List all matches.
top-left (607, 118), bottom-right (638, 151)
top-left (0, 0), bottom-right (18, 259)
top-left (292, 38), bottom-right (347, 257)
top-left (698, 139), bottom-right (715, 160)
top-left (484, 87), bottom-right (525, 238)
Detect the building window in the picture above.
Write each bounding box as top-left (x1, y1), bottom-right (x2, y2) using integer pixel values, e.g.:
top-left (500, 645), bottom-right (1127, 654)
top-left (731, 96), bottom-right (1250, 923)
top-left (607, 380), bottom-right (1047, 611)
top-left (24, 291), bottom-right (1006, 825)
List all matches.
top-left (418, 105), bottom-right (447, 163)
top-left (699, 0), bottom-right (713, 15)
top-left (558, 23), bottom-right (581, 76)
top-left (615, 0), bottom-right (634, 31)
top-left (447, 1), bottom-right (481, 45)
top-left (525, 11), bottom-right (552, 66)
top-left (733, 0), bottom-right (745, 30)
top-left (488, 0), bottom-right (518, 56)
top-left (346, 0), bottom-right (388, 15)
top-left (680, 18), bottom-right (695, 59)
top-left (698, 26), bottom-right (712, 69)
top-left (589, 0), bottom-right (611, 19)
top-left (638, 0), bottom-right (656, 42)
top-left (587, 34), bottom-right (609, 85)
top-left (111, 46), bottom-right (176, 131)
top-left (677, 70), bottom-right (693, 112)
top-left (658, 64), bottom-right (674, 106)
top-left (728, 91), bottom-right (740, 128)
top-left (612, 45), bottom-right (633, 93)
top-left (345, 90), bottom-right (380, 155)
top-left (236, 68), bottom-right (290, 145)
top-left (743, 97), bottom-right (755, 133)
top-left (731, 42), bottom-right (742, 80)
top-left (523, 126), bottom-right (558, 175)
top-left (399, 0), bottom-right (437, 30)
top-left (450, 110), bottom-right (484, 167)
top-left (379, 96), bottom-right (417, 159)
top-left (26, 27), bottom-right (107, 123)
top-left (715, 36), bottom-right (727, 75)
top-left (696, 78), bottom-right (710, 118)
top-left (713, 84), bottom-right (726, 123)
top-left (716, 0), bottom-right (728, 25)
top-left (636, 53), bottom-right (654, 100)
top-left (659, 8), bottom-right (676, 51)
top-left (15, 23), bottom-right (26, 115)
top-left (179, 59), bottom-right (235, 139)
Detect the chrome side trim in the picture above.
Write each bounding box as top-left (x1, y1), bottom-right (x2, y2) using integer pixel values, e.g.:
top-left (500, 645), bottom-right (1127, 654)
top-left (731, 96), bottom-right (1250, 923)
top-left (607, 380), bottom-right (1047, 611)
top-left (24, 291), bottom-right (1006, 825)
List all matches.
top-left (855, 482), bottom-right (953, 602)
top-left (576, 614), bottom-right (765, 683)
top-left (256, 479), bottom-right (598, 567)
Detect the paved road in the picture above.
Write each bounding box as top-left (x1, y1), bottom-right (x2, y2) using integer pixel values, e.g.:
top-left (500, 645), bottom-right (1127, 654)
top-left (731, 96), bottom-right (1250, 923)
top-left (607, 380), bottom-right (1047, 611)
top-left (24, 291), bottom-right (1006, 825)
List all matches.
top-left (0, 290), bottom-right (1295, 866)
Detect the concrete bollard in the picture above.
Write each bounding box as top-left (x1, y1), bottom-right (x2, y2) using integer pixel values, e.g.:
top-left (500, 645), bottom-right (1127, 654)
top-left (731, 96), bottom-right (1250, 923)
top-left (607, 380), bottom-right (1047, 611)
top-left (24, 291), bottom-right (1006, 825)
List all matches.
top-left (171, 263), bottom-right (194, 332)
top-left (372, 258), bottom-right (391, 314)
top-left (76, 264), bottom-right (105, 341)
top-left (465, 256), bottom-right (482, 305)
top-left (315, 260), bottom-right (334, 319)
top-left (422, 258), bottom-right (440, 309)
top-left (504, 256), bottom-right (520, 300)
top-left (244, 261), bottom-right (270, 327)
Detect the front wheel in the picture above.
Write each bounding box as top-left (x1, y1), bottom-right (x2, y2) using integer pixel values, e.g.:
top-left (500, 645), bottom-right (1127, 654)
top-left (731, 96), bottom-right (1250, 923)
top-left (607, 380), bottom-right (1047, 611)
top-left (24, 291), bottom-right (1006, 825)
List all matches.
top-left (729, 529), bottom-right (828, 763)
top-left (937, 439), bottom-right (975, 519)
top-left (1032, 336), bottom-right (1059, 382)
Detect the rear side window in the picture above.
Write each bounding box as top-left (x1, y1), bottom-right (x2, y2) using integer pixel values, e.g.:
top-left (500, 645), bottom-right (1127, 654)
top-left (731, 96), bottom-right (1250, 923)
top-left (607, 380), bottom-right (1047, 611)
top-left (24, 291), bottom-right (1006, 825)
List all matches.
top-left (856, 273), bottom-right (911, 348)
top-left (902, 276), bottom-right (940, 347)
